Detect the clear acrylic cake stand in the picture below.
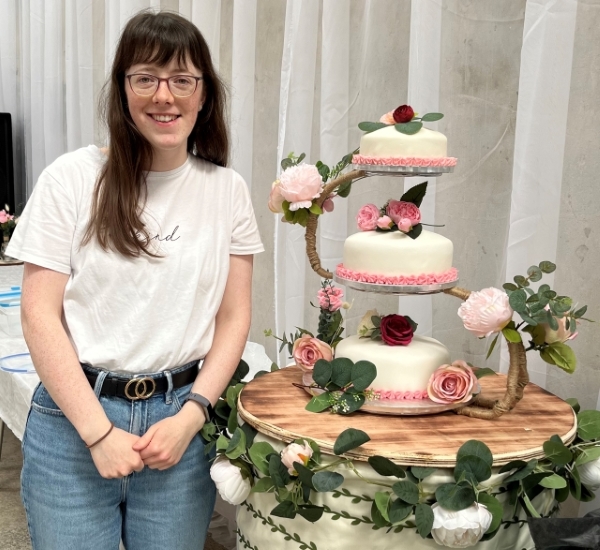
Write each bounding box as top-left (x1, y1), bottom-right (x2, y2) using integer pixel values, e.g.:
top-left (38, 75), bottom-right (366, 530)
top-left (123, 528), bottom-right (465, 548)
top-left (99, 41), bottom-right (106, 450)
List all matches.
top-left (333, 274), bottom-right (458, 296)
top-left (350, 163), bottom-right (455, 177)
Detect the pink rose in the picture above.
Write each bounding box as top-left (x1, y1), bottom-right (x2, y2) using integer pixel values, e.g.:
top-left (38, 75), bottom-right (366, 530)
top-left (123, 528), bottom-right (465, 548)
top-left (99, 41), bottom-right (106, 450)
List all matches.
top-left (377, 215), bottom-right (393, 230)
top-left (386, 200), bottom-right (421, 228)
top-left (278, 164), bottom-right (323, 211)
top-left (292, 335), bottom-right (333, 373)
top-left (427, 360), bottom-right (478, 404)
top-left (0, 210), bottom-right (12, 224)
top-left (379, 111), bottom-right (395, 125)
top-left (458, 288), bottom-right (513, 338)
top-left (281, 440), bottom-right (313, 475)
top-left (318, 286), bottom-right (344, 312)
top-left (268, 180), bottom-right (285, 213)
top-left (323, 197), bottom-right (335, 212)
top-left (356, 204), bottom-right (380, 231)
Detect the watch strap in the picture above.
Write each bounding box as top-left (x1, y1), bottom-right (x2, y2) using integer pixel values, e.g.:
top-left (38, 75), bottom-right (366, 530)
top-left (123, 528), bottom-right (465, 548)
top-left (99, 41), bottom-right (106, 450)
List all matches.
top-left (185, 392), bottom-right (215, 422)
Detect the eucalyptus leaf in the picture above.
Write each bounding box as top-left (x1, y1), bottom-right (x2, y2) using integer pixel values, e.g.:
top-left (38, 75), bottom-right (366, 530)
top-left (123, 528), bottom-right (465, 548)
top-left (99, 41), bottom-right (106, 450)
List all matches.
top-left (269, 454), bottom-right (291, 487)
top-left (415, 503), bottom-right (434, 538)
top-left (457, 440), bottom-right (493, 467)
top-left (411, 467), bottom-right (436, 480)
top-left (313, 471), bottom-right (344, 492)
top-left (577, 410), bottom-right (600, 441)
top-left (225, 427), bottom-right (246, 460)
top-left (312, 359), bottom-right (333, 387)
top-left (575, 446), bottom-right (600, 466)
top-left (333, 428), bottom-right (371, 455)
top-left (421, 112), bottom-right (444, 122)
top-left (336, 392), bottom-right (365, 414)
top-left (475, 368), bottom-right (497, 379)
top-left (395, 121), bottom-right (423, 135)
top-left (519, 312), bottom-right (538, 326)
top-left (513, 275), bottom-right (529, 288)
top-left (503, 283), bottom-right (518, 292)
top-left (337, 180), bottom-right (352, 198)
top-left (248, 441), bottom-right (276, 475)
top-left (539, 474), bottom-right (567, 489)
top-left (435, 483), bottom-right (476, 511)
top-left (358, 121), bottom-right (388, 133)
top-left (392, 480), bottom-right (419, 504)
top-left (539, 261), bottom-right (557, 273)
top-left (368, 456), bottom-right (406, 478)
top-left (330, 357), bottom-right (353, 387)
top-left (454, 455), bottom-right (492, 484)
top-left (527, 266), bottom-right (543, 282)
top-left (543, 439), bottom-right (573, 467)
top-left (251, 477), bottom-right (275, 493)
top-left (503, 459), bottom-right (537, 483)
top-left (305, 393), bottom-right (332, 413)
top-left (574, 305), bottom-right (588, 319)
top-left (370, 501), bottom-right (389, 528)
top-left (509, 289), bottom-right (527, 312)
top-left (351, 360), bottom-right (377, 391)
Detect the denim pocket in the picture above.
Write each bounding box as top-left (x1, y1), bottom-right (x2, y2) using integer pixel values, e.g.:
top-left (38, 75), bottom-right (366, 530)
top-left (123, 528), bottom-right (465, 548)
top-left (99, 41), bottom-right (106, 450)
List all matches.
top-left (30, 384), bottom-right (66, 417)
top-left (171, 382), bottom-right (193, 412)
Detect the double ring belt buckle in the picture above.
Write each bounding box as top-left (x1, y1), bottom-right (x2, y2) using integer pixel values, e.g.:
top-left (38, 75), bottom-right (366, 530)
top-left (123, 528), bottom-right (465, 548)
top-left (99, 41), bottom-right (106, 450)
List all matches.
top-left (124, 377), bottom-right (157, 400)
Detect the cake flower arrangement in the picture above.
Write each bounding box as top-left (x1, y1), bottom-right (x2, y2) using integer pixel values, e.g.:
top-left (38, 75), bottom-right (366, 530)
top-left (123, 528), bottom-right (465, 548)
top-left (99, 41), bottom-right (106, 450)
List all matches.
top-left (457, 261), bottom-right (590, 374)
top-left (268, 150), bottom-right (359, 227)
top-left (204, 359), bottom-right (600, 548)
top-left (358, 104), bottom-right (443, 136)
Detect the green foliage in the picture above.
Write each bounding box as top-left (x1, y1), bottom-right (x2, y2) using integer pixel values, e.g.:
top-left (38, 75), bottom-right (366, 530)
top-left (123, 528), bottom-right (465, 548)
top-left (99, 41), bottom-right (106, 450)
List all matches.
top-left (368, 456), bottom-right (406, 478)
top-left (333, 428), bottom-right (371, 455)
top-left (400, 181), bottom-right (428, 208)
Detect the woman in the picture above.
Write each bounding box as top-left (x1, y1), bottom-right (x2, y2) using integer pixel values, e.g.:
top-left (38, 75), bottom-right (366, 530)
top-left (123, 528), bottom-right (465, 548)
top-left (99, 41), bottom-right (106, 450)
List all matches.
top-left (7, 10), bottom-right (263, 550)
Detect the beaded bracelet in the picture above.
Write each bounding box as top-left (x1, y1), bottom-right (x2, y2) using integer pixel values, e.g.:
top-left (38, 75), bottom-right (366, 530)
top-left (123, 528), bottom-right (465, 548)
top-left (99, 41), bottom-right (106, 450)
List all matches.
top-left (85, 422), bottom-right (115, 449)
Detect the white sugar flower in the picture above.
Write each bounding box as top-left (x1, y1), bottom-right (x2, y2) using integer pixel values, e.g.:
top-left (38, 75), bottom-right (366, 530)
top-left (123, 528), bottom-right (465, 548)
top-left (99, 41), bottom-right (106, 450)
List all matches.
top-left (431, 502), bottom-right (492, 548)
top-left (210, 456), bottom-right (251, 505)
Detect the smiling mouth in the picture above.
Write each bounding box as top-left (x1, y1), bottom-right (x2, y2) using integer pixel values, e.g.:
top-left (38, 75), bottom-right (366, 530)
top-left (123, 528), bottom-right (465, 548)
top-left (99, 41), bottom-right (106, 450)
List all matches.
top-left (150, 114), bottom-right (180, 122)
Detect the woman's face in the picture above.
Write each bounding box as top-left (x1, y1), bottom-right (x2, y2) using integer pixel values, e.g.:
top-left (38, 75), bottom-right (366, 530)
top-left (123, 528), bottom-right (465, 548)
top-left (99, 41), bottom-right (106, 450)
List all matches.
top-left (125, 56), bottom-right (205, 171)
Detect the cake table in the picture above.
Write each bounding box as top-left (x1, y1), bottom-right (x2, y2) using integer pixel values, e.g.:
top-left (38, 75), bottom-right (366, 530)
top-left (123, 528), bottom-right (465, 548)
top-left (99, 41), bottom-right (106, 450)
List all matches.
top-left (235, 367), bottom-right (576, 549)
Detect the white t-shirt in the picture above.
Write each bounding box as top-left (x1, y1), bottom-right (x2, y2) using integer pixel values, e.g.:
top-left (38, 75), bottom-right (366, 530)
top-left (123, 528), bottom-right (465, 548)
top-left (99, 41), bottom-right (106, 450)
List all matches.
top-left (7, 145), bottom-right (264, 374)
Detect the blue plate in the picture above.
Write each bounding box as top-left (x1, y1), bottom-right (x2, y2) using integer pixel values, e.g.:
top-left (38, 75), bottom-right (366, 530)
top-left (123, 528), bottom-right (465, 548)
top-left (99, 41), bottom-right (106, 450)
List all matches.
top-left (0, 352), bottom-right (36, 373)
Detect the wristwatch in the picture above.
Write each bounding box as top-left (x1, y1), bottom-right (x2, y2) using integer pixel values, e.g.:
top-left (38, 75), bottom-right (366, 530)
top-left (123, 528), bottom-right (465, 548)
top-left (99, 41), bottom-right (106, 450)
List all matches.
top-left (185, 392), bottom-right (215, 423)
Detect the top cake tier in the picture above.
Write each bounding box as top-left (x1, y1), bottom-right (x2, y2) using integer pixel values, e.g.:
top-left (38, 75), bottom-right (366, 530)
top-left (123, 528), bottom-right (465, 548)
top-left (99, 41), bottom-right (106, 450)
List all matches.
top-left (353, 125), bottom-right (457, 168)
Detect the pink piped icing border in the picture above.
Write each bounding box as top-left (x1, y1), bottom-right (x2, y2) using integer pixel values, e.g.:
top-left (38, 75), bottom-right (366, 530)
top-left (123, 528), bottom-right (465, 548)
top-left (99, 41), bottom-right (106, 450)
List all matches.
top-left (353, 154), bottom-right (457, 167)
top-left (372, 389), bottom-right (429, 401)
top-left (336, 264), bottom-right (458, 286)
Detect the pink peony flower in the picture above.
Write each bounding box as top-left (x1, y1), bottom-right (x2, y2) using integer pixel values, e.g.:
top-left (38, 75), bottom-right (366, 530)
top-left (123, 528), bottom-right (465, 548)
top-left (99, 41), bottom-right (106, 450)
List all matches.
top-left (376, 215), bottom-right (393, 230)
top-left (318, 286), bottom-right (344, 312)
top-left (542, 315), bottom-right (578, 344)
top-left (427, 360), bottom-right (478, 404)
top-left (386, 200), bottom-right (421, 228)
top-left (278, 164), bottom-right (323, 211)
top-left (268, 180), bottom-right (285, 213)
top-left (323, 197), bottom-right (335, 212)
top-left (0, 210), bottom-right (13, 224)
top-left (379, 111), bottom-right (396, 125)
top-left (292, 335), bottom-right (333, 373)
top-left (458, 288), bottom-right (513, 338)
top-left (356, 204), bottom-right (380, 231)
top-left (281, 440), bottom-right (313, 475)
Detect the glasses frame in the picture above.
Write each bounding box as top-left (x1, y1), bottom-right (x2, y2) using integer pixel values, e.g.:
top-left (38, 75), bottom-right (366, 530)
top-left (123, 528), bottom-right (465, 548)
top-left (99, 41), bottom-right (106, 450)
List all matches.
top-left (126, 73), bottom-right (204, 98)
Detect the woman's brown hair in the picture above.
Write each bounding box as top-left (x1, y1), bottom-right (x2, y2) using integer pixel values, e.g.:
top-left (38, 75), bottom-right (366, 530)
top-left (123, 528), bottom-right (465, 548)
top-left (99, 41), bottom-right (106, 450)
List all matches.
top-left (83, 10), bottom-right (228, 257)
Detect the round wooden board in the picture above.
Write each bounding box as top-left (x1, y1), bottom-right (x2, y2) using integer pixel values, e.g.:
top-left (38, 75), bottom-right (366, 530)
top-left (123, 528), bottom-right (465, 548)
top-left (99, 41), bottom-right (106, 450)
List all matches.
top-left (238, 366), bottom-right (577, 467)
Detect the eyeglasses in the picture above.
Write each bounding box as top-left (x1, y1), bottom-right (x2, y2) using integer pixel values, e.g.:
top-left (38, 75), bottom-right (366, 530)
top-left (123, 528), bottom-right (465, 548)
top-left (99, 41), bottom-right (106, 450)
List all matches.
top-left (126, 73), bottom-right (203, 98)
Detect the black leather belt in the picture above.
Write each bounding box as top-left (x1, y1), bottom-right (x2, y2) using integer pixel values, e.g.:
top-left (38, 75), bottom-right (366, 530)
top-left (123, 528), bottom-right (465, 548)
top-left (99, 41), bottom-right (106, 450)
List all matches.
top-left (84, 361), bottom-right (199, 401)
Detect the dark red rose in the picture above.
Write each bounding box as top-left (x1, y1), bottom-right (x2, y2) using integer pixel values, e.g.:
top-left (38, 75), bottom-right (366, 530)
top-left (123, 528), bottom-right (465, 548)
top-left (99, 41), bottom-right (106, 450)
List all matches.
top-left (380, 314), bottom-right (414, 346)
top-left (393, 105), bottom-right (415, 124)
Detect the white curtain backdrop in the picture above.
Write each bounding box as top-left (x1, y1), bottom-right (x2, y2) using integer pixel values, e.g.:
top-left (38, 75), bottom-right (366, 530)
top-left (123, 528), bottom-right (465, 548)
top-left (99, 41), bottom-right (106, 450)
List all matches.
top-left (1, 0), bottom-right (599, 515)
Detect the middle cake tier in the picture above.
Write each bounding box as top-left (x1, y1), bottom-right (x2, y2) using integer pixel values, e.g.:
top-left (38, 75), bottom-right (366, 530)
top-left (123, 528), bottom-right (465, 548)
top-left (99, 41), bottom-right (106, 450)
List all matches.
top-left (336, 228), bottom-right (458, 285)
top-left (335, 334), bottom-right (451, 399)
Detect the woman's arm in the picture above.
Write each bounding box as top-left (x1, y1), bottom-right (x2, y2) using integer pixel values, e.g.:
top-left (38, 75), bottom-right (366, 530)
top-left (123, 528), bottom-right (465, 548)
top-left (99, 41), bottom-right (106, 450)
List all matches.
top-left (21, 262), bottom-right (144, 477)
top-left (134, 254), bottom-right (254, 469)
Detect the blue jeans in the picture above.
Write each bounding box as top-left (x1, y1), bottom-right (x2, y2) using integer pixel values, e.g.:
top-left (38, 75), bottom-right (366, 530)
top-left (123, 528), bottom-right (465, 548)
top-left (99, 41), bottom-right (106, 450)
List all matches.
top-left (21, 363), bottom-right (216, 550)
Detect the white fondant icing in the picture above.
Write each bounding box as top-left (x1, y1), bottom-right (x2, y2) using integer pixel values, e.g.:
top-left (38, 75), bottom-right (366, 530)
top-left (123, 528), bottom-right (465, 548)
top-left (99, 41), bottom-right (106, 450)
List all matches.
top-left (342, 229), bottom-right (453, 276)
top-left (334, 334), bottom-right (451, 393)
top-left (359, 125), bottom-right (447, 158)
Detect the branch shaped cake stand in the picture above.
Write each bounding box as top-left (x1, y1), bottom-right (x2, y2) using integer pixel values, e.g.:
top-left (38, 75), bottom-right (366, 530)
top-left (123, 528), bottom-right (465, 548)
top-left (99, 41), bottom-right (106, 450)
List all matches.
top-left (304, 169), bottom-right (528, 420)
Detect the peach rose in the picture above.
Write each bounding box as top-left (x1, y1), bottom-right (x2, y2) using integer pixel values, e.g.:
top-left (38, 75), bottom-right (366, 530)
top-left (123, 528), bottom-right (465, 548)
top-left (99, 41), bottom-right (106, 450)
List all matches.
top-left (457, 287), bottom-right (513, 338)
top-left (427, 360), bottom-right (478, 404)
top-left (356, 204), bottom-right (380, 231)
top-left (379, 111), bottom-right (395, 125)
top-left (541, 308), bottom-right (578, 344)
top-left (386, 200), bottom-right (421, 228)
top-left (281, 440), bottom-right (313, 475)
top-left (268, 180), bottom-right (285, 213)
top-left (292, 335), bottom-right (333, 373)
top-left (278, 164), bottom-right (323, 211)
